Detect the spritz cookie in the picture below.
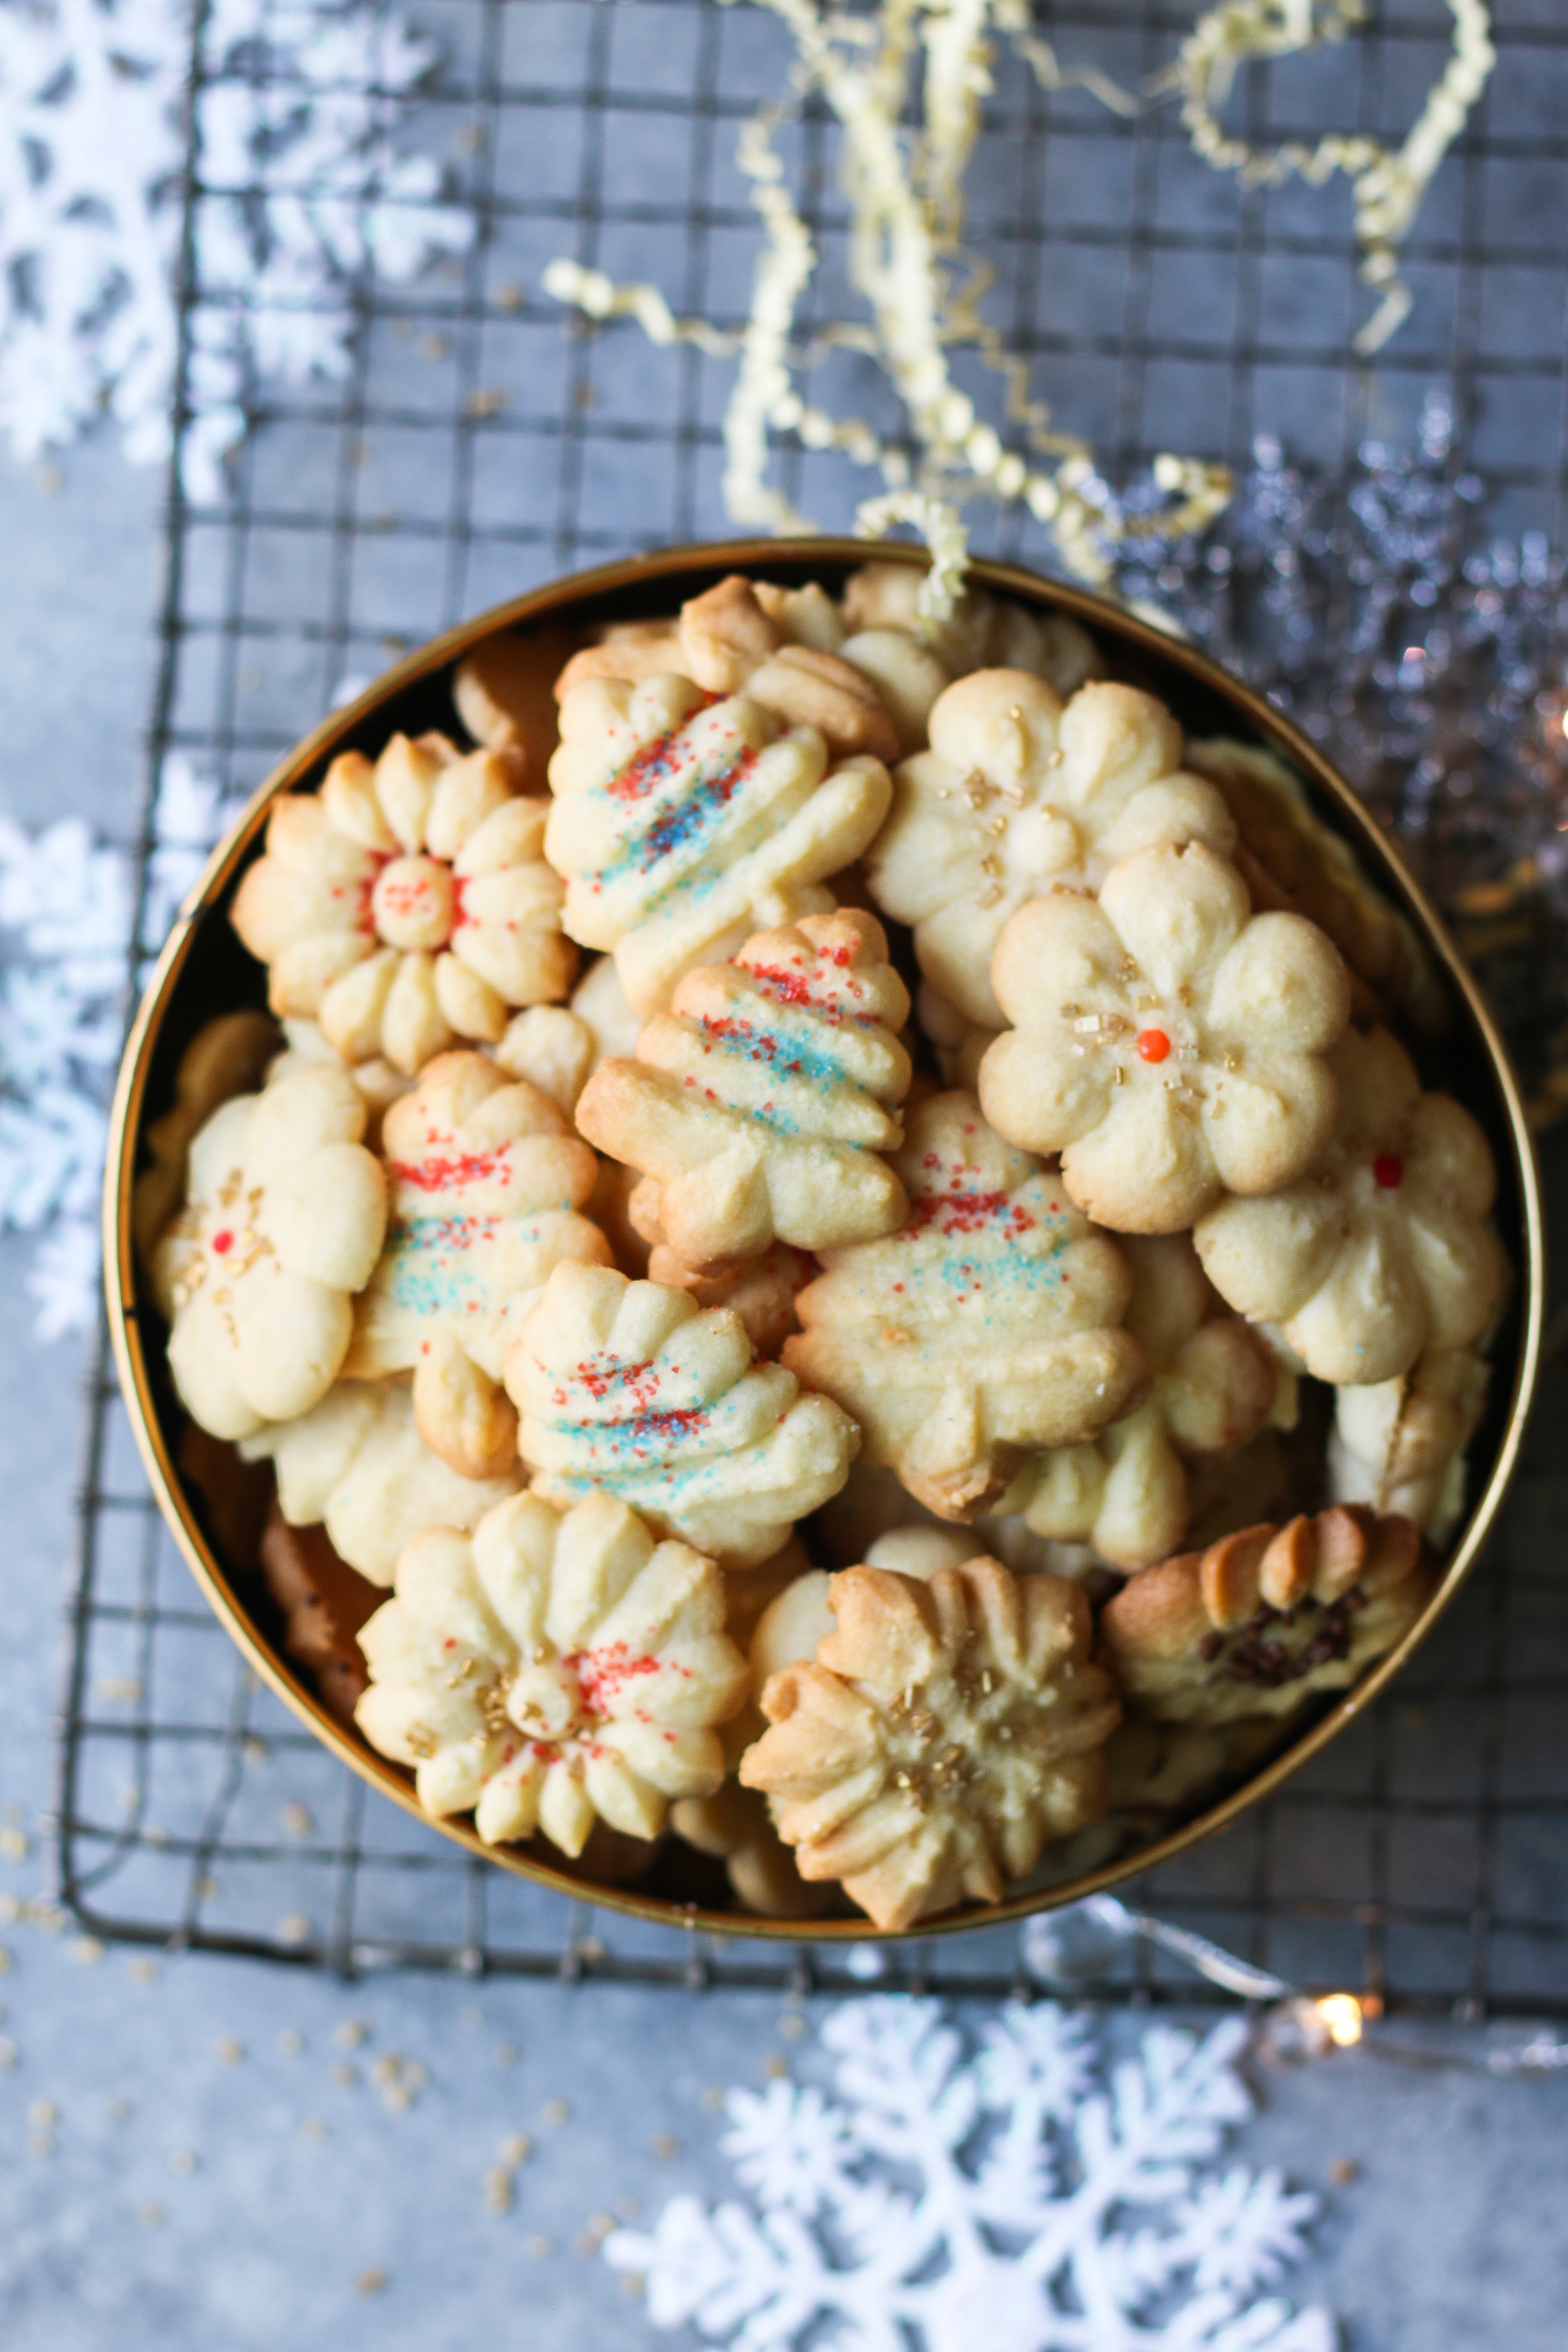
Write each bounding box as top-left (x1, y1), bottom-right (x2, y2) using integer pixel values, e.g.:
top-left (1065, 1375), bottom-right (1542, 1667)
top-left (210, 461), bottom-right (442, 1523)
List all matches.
top-left (232, 731), bottom-right (574, 1072)
top-left (240, 1380), bottom-right (522, 1585)
top-left (576, 909), bottom-right (912, 1271)
top-left (1193, 1024), bottom-right (1503, 1385)
top-left (505, 1262), bottom-right (858, 1567)
top-left (356, 1491), bottom-right (748, 1853)
top-left (782, 1091), bottom-right (1146, 1519)
top-left (1328, 1345), bottom-right (1490, 1544)
top-left (153, 1066), bottom-right (387, 1440)
top-left (867, 674), bottom-right (1237, 1027)
top-left (344, 1053), bottom-right (611, 1478)
top-left (740, 1558), bottom-right (1120, 1929)
top-left (545, 674), bottom-right (891, 1017)
top-left (979, 841), bottom-right (1351, 1232)
top-left (1097, 1506), bottom-right (1435, 1725)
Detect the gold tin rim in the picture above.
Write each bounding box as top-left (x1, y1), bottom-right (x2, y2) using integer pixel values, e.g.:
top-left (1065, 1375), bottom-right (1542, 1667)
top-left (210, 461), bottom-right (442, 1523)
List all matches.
top-left (104, 538), bottom-right (1547, 1947)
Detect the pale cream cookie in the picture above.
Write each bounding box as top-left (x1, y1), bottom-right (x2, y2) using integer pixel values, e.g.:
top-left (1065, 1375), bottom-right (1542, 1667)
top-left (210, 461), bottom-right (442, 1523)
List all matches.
top-left (1328, 1344), bottom-right (1489, 1545)
top-left (576, 909), bottom-right (912, 1272)
top-left (505, 1260), bottom-right (858, 1567)
top-left (740, 1558), bottom-right (1121, 1930)
top-left (545, 673), bottom-right (892, 1017)
top-left (644, 1233), bottom-right (818, 1359)
top-left (343, 1053), bottom-right (611, 1479)
top-left (979, 840), bottom-right (1351, 1233)
top-left (452, 623), bottom-right (579, 783)
top-left (867, 674), bottom-right (1237, 1027)
top-left (152, 1066), bottom-right (387, 1440)
top-left (133, 1010), bottom-right (279, 1268)
top-left (841, 561), bottom-right (1105, 694)
top-left (355, 1490), bottom-right (748, 1853)
top-left (782, 1090), bottom-right (1146, 1520)
top-left (264, 1015), bottom-right (414, 1145)
top-left (1097, 1505), bottom-right (1436, 1725)
top-left (999, 1233), bottom-right (1278, 1571)
top-left (556, 576), bottom-right (901, 763)
top-left (1193, 1024), bottom-right (1504, 1386)
top-left (916, 979), bottom-right (998, 1093)
top-left (240, 1379), bottom-right (522, 1585)
top-left (491, 1004), bottom-right (598, 1117)
top-left (232, 731), bottom-right (574, 1073)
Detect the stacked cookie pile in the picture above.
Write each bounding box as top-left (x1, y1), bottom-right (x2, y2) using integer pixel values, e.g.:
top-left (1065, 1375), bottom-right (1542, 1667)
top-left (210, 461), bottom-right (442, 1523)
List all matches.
top-left (139, 565), bottom-right (1505, 1932)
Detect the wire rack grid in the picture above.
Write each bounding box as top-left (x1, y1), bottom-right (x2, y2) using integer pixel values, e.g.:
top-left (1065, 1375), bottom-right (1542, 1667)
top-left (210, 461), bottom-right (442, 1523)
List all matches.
top-left (59, 0), bottom-right (1568, 2010)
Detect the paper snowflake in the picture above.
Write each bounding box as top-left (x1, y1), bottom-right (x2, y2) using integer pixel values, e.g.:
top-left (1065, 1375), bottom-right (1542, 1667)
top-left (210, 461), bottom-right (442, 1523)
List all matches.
top-left (0, 0), bottom-right (473, 495)
top-left (604, 1997), bottom-right (1334, 2352)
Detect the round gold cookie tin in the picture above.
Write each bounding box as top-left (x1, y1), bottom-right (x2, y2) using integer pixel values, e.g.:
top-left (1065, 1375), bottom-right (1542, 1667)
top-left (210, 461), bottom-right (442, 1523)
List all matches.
top-left (105, 540), bottom-right (1546, 1945)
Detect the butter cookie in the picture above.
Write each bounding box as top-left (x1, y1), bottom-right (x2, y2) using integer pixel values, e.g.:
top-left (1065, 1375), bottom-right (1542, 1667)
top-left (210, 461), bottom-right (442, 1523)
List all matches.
top-left (576, 909), bottom-right (912, 1271)
top-left (1097, 1505), bottom-right (1435, 1724)
top-left (356, 1491), bottom-right (747, 1853)
top-left (1328, 1344), bottom-right (1489, 1544)
top-left (979, 840), bottom-right (1351, 1232)
top-left (232, 732), bottom-right (574, 1072)
top-left (782, 1091), bottom-right (1146, 1520)
top-left (740, 1558), bottom-right (1120, 1930)
top-left (506, 1261), bottom-right (858, 1567)
top-left (153, 1066), bottom-right (387, 1439)
top-left (344, 1053), bottom-right (611, 1479)
top-left (545, 674), bottom-right (892, 1016)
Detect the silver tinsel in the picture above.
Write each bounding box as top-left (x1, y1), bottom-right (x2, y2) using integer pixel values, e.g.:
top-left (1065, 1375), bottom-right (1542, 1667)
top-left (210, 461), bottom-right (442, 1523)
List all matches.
top-left (1115, 397), bottom-right (1568, 1125)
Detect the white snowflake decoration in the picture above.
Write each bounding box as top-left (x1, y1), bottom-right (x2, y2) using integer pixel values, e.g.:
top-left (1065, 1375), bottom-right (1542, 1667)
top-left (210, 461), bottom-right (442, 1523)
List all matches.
top-left (604, 1998), bottom-right (1335, 2352)
top-left (0, 0), bottom-right (473, 495)
top-left (0, 750), bottom-right (246, 1337)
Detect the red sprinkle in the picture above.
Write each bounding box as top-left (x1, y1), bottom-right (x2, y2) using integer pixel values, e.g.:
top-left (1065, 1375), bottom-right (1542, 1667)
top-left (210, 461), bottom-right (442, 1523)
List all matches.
top-left (210, 1230), bottom-right (233, 1254)
top-left (1137, 1029), bottom-right (1171, 1064)
top-left (1373, 1152), bottom-right (1404, 1190)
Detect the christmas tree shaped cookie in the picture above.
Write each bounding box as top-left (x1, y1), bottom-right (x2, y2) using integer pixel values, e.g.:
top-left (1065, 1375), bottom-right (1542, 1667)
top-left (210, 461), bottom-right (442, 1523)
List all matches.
top-left (574, 908), bottom-right (912, 1272)
top-left (544, 674), bottom-right (892, 1016)
top-left (781, 1091), bottom-right (1148, 1520)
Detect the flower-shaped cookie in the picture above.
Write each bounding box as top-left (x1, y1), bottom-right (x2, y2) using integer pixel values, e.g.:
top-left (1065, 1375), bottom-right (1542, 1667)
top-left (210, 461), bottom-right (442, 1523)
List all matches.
top-left (545, 674), bottom-right (892, 1017)
top-left (576, 909), bottom-right (912, 1272)
top-left (867, 674), bottom-right (1238, 1026)
top-left (152, 1066), bottom-right (387, 1440)
top-left (740, 1558), bottom-right (1121, 1930)
top-left (979, 841), bottom-right (1351, 1233)
top-left (1328, 1344), bottom-right (1490, 1544)
top-left (555, 576), bottom-right (901, 763)
top-left (1001, 1234), bottom-right (1278, 1570)
top-left (1098, 1507), bottom-right (1435, 1725)
top-left (1193, 1024), bottom-right (1503, 1386)
top-left (781, 1092), bottom-right (1146, 1520)
top-left (132, 1010), bottom-right (279, 1268)
top-left (842, 560), bottom-right (1104, 694)
top-left (505, 1261), bottom-right (858, 1567)
top-left (356, 1491), bottom-right (748, 1854)
top-left (231, 731), bottom-right (575, 1073)
top-left (240, 1380), bottom-right (522, 1585)
top-left (344, 1053), bottom-right (611, 1480)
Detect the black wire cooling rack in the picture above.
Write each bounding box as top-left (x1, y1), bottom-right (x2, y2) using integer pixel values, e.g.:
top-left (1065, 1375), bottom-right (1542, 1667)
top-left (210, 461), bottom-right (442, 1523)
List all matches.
top-left (57, 0), bottom-right (1568, 2011)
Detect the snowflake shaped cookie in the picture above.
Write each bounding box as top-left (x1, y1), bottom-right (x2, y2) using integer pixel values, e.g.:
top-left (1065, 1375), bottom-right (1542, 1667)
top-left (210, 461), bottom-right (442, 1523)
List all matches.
top-left (979, 841), bottom-right (1352, 1233)
top-left (355, 1490), bottom-right (747, 1854)
top-left (576, 908), bottom-right (912, 1271)
top-left (152, 1066), bottom-right (387, 1440)
top-left (740, 1558), bottom-right (1119, 1928)
top-left (1193, 1023), bottom-right (1503, 1385)
top-left (240, 1379), bottom-right (521, 1585)
top-left (343, 1052), bottom-right (611, 1480)
top-left (1001, 1233), bottom-right (1279, 1571)
top-left (231, 732), bottom-right (574, 1074)
top-left (782, 1091), bottom-right (1147, 1521)
top-left (606, 1997), bottom-right (1333, 2352)
top-left (867, 673), bottom-right (1237, 1026)
top-left (1099, 1505), bottom-right (1435, 1725)
top-left (505, 1261), bottom-right (858, 1567)
top-left (544, 674), bottom-right (892, 1017)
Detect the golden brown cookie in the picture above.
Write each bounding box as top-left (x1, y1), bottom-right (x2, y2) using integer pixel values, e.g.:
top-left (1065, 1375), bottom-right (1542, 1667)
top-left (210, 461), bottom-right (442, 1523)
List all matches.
top-left (740, 1558), bottom-right (1120, 1930)
top-left (1097, 1506), bottom-right (1435, 1725)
